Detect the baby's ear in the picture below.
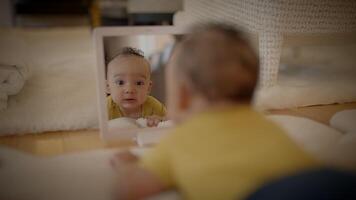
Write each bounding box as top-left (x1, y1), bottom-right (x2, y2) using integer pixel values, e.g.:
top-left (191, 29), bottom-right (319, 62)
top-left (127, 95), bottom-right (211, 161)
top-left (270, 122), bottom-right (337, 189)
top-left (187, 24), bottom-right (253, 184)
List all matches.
top-left (105, 80), bottom-right (110, 95)
top-left (179, 84), bottom-right (191, 110)
top-left (148, 80), bottom-right (153, 93)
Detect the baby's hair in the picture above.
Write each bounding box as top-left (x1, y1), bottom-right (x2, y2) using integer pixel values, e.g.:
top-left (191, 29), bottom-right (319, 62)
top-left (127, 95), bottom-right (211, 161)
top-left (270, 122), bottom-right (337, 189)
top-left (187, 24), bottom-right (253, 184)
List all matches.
top-left (105, 47), bottom-right (145, 79)
top-left (106, 46), bottom-right (144, 66)
top-left (174, 23), bottom-right (259, 102)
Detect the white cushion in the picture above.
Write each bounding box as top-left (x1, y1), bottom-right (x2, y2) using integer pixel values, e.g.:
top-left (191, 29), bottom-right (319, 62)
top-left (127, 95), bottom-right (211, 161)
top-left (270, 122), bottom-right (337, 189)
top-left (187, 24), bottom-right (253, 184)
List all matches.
top-left (268, 115), bottom-right (342, 159)
top-left (268, 115), bottom-right (356, 170)
top-left (330, 109), bottom-right (356, 133)
top-left (329, 132), bottom-right (356, 168)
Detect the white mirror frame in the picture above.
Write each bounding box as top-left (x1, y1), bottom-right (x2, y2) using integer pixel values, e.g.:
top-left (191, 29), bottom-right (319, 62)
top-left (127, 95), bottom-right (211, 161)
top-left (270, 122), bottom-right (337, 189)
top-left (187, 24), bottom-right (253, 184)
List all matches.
top-left (93, 26), bottom-right (186, 141)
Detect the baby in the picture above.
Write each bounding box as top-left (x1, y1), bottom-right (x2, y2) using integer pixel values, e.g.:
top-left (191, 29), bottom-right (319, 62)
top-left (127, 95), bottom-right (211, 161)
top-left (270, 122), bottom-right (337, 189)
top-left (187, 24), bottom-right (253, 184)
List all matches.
top-left (112, 24), bottom-right (319, 200)
top-left (106, 47), bottom-right (166, 127)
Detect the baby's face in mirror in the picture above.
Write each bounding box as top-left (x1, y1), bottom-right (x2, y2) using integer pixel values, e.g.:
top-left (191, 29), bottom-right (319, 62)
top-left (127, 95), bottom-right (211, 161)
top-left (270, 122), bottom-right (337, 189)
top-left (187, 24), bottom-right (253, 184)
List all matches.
top-left (107, 56), bottom-right (152, 114)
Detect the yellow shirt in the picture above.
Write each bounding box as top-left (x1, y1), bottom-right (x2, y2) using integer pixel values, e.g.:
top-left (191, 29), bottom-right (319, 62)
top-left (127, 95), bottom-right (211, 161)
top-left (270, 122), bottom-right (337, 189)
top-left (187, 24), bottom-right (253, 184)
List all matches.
top-left (140, 105), bottom-right (319, 200)
top-left (107, 95), bottom-right (166, 120)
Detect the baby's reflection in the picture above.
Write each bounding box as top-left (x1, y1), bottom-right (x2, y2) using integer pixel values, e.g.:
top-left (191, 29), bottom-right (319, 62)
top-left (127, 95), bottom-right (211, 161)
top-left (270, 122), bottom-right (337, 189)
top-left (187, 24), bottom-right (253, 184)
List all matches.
top-left (106, 47), bottom-right (166, 127)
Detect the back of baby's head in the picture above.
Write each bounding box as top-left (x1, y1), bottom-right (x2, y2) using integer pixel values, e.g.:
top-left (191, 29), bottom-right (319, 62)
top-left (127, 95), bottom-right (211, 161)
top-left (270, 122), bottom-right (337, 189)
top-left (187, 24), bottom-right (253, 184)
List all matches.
top-left (175, 23), bottom-right (259, 103)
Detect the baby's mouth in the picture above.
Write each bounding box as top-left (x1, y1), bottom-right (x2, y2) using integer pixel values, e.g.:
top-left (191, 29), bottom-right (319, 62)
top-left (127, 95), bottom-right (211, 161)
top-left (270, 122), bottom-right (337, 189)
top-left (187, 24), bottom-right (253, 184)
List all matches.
top-left (123, 98), bottom-right (136, 102)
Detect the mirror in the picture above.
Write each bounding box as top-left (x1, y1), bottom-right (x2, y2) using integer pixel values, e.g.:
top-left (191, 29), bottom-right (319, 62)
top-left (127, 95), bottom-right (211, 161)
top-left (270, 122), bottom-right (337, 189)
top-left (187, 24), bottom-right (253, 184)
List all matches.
top-left (94, 26), bottom-right (186, 140)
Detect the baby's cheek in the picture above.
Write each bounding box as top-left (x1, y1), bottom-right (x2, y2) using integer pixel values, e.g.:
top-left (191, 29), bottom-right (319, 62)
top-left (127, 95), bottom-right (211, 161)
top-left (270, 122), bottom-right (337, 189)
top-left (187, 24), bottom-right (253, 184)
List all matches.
top-left (139, 93), bottom-right (149, 104)
top-left (112, 98), bottom-right (120, 105)
top-left (140, 94), bottom-right (148, 102)
top-left (112, 93), bottom-right (122, 104)
top-left (140, 88), bottom-right (149, 96)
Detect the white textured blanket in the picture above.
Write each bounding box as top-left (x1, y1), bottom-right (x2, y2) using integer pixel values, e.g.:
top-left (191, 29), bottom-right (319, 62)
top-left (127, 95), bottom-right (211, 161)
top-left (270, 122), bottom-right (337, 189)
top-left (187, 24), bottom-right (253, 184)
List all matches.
top-left (0, 29), bottom-right (31, 112)
top-left (0, 28), bottom-right (98, 135)
top-left (255, 63), bottom-right (356, 109)
top-left (0, 64), bottom-right (29, 111)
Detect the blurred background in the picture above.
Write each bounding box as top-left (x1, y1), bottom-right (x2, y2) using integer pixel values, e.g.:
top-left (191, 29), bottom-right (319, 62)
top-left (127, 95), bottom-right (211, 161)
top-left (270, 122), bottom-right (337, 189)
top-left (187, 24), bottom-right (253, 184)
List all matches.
top-left (0, 0), bottom-right (184, 135)
top-left (0, 0), bottom-right (183, 28)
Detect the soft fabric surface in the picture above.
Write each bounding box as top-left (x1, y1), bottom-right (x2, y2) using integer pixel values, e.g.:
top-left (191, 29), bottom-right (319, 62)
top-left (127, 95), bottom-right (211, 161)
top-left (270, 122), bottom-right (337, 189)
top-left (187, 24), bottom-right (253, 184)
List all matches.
top-left (0, 64), bottom-right (29, 111)
top-left (254, 42), bottom-right (356, 109)
top-left (0, 147), bottom-right (180, 200)
top-left (108, 118), bottom-right (173, 130)
top-left (0, 28), bottom-right (98, 135)
top-left (330, 109), bottom-right (356, 133)
top-left (334, 132), bottom-right (356, 166)
top-left (268, 115), bottom-right (356, 170)
top-left (175, 0), bottom-right (356, 87)
top-left (0, 29), bottom-right (31, 111)
top-left (0, 93), bottom-right (6, 111)
top-left (255, 64), bottom-right (356, 109)
top-left (0, 147), bottom-right (115, 200)
top-left (136, 128), bottom-right (172, 147)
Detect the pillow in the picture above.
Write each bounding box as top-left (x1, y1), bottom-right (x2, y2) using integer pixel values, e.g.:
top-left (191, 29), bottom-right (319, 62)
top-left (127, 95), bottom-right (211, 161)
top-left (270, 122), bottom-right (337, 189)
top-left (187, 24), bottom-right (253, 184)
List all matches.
top-left (267, 115), bottom-right (342, 162)
top-left (330, 109), bottom-right (356, 133)
top-left (329, 132), bottom-right (356, 169)
top-left (268, 115), bottom-right (356, 170)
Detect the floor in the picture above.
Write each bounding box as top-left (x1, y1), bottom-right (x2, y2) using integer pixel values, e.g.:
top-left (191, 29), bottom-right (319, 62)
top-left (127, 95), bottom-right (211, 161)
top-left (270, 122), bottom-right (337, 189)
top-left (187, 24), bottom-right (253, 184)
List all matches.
top-left (1, 102), bottom-right (355, 157)
top-left (0, 130), bottom-right (135, 157)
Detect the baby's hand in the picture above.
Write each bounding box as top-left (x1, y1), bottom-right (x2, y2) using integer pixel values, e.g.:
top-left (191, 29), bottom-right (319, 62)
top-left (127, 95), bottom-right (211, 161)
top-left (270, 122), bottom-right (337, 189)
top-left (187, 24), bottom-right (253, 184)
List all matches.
top-left (146, 115), bottom-right (165, 127)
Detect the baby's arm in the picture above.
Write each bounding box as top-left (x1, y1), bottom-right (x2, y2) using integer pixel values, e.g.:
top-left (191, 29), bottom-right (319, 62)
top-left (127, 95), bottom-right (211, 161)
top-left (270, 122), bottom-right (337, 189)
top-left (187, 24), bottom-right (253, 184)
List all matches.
top-left (111, 151), bottom-right (168, 200)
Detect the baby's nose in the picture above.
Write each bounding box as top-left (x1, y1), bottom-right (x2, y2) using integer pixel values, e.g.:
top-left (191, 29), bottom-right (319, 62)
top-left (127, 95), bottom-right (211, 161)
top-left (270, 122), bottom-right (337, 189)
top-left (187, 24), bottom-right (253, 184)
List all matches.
top-left (124, 85), bottom-right (136, 93)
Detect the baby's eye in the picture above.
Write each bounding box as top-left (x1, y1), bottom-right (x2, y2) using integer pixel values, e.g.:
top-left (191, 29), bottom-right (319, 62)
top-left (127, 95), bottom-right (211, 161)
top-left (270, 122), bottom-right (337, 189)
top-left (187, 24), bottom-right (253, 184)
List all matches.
top-left (136, 81), bottom-right (145, 86)
top-left (115, 80), bottom-right (125, 86)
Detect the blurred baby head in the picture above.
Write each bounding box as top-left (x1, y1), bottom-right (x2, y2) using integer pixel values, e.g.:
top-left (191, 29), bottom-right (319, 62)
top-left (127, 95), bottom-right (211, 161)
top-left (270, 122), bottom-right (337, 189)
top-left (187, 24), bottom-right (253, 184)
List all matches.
top-left (166, 23), bottom-right (259, 121)
top-left (106, 47), bottom-right (152, 112)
